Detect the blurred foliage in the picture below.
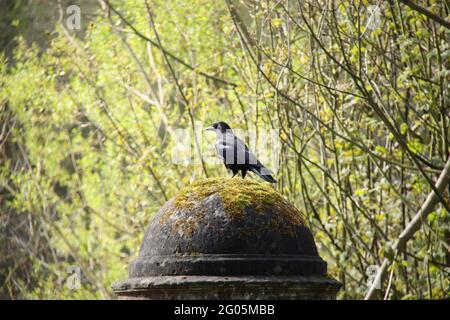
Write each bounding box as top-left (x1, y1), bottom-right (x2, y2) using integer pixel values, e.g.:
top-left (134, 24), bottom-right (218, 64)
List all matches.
top-left (0, 0), bottom-right (449, 299)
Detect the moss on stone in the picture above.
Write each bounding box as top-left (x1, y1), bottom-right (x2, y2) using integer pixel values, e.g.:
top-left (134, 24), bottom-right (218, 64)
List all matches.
top-left (173, 177), bottom-right (306, 226)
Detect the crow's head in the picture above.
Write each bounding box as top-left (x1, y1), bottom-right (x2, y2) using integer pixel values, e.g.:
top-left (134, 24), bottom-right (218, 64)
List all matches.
top-left (205, 121), bottom-right (232, 134)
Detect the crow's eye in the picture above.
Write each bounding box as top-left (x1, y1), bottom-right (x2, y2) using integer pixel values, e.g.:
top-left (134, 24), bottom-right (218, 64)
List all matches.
top-left (213, 124), bottom-right (217, 129)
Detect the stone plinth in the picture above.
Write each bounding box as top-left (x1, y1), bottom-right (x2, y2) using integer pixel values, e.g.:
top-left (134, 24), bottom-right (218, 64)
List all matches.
top-left (112, 178), bottom-right (341, 299)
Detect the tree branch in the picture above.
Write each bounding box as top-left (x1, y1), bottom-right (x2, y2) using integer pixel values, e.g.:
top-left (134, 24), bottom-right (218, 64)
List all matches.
top-left (398, 0), bottom-right (450, 30)
top-left (365, 156), bottom-right (450, 299)
top-left (102, 0), bottom-right (237, 88)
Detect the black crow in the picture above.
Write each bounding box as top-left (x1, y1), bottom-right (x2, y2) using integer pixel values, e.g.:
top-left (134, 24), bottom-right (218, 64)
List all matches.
top-left (206, 121), bottom-right (277, 183)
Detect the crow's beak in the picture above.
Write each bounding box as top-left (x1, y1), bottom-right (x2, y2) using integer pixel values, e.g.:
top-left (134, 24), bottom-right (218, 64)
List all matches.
top-left (205, 126), bottom-right (214, 131)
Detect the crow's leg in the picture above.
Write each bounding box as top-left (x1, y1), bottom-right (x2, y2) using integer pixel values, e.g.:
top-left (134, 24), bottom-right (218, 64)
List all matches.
top-left (241, 169), bottom-right (247, 179)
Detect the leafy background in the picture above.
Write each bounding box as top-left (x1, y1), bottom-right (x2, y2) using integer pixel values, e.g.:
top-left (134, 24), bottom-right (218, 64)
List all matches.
top-left (0, 0), bottom-right (449, 299)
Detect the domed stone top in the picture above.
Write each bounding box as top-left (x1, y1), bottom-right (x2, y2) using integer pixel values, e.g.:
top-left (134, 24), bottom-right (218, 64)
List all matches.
top-left (130, 178), bottom-right (327, 277)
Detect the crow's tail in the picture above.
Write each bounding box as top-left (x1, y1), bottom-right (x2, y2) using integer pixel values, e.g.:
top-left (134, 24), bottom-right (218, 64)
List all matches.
top-left (250, 165), bottom-right (277, 183)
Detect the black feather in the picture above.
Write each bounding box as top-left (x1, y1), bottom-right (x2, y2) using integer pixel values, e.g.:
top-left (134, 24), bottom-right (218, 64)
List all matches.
top-left (208, 121), bottom-right (277, 183)
top-left (250, 165), bottom-right (277, 183)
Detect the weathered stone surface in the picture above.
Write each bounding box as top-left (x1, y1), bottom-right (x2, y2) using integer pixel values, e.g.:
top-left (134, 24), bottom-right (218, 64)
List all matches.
top-left (112, 178), bottom-right (341, 299)
top-left (112, 276), bottom-right (340, 300)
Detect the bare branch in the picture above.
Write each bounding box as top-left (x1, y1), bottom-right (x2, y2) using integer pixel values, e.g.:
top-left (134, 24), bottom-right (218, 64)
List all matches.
top-left (365, 156), bottom-right (450, 299)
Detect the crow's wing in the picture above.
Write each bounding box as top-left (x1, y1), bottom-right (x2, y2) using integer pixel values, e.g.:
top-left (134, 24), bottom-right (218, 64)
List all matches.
top-left (215, 132), bottom-right (259, 165)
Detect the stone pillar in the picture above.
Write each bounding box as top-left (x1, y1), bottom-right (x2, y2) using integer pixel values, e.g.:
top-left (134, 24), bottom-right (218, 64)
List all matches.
top-left (112, 178), bottom-right (341, 299)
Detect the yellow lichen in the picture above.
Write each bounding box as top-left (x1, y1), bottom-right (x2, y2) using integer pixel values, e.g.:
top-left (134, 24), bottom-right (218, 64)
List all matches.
top-left (172, 177), bottom-right (306, 226)
top-left (172, 211), bottom-right (205, 238)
